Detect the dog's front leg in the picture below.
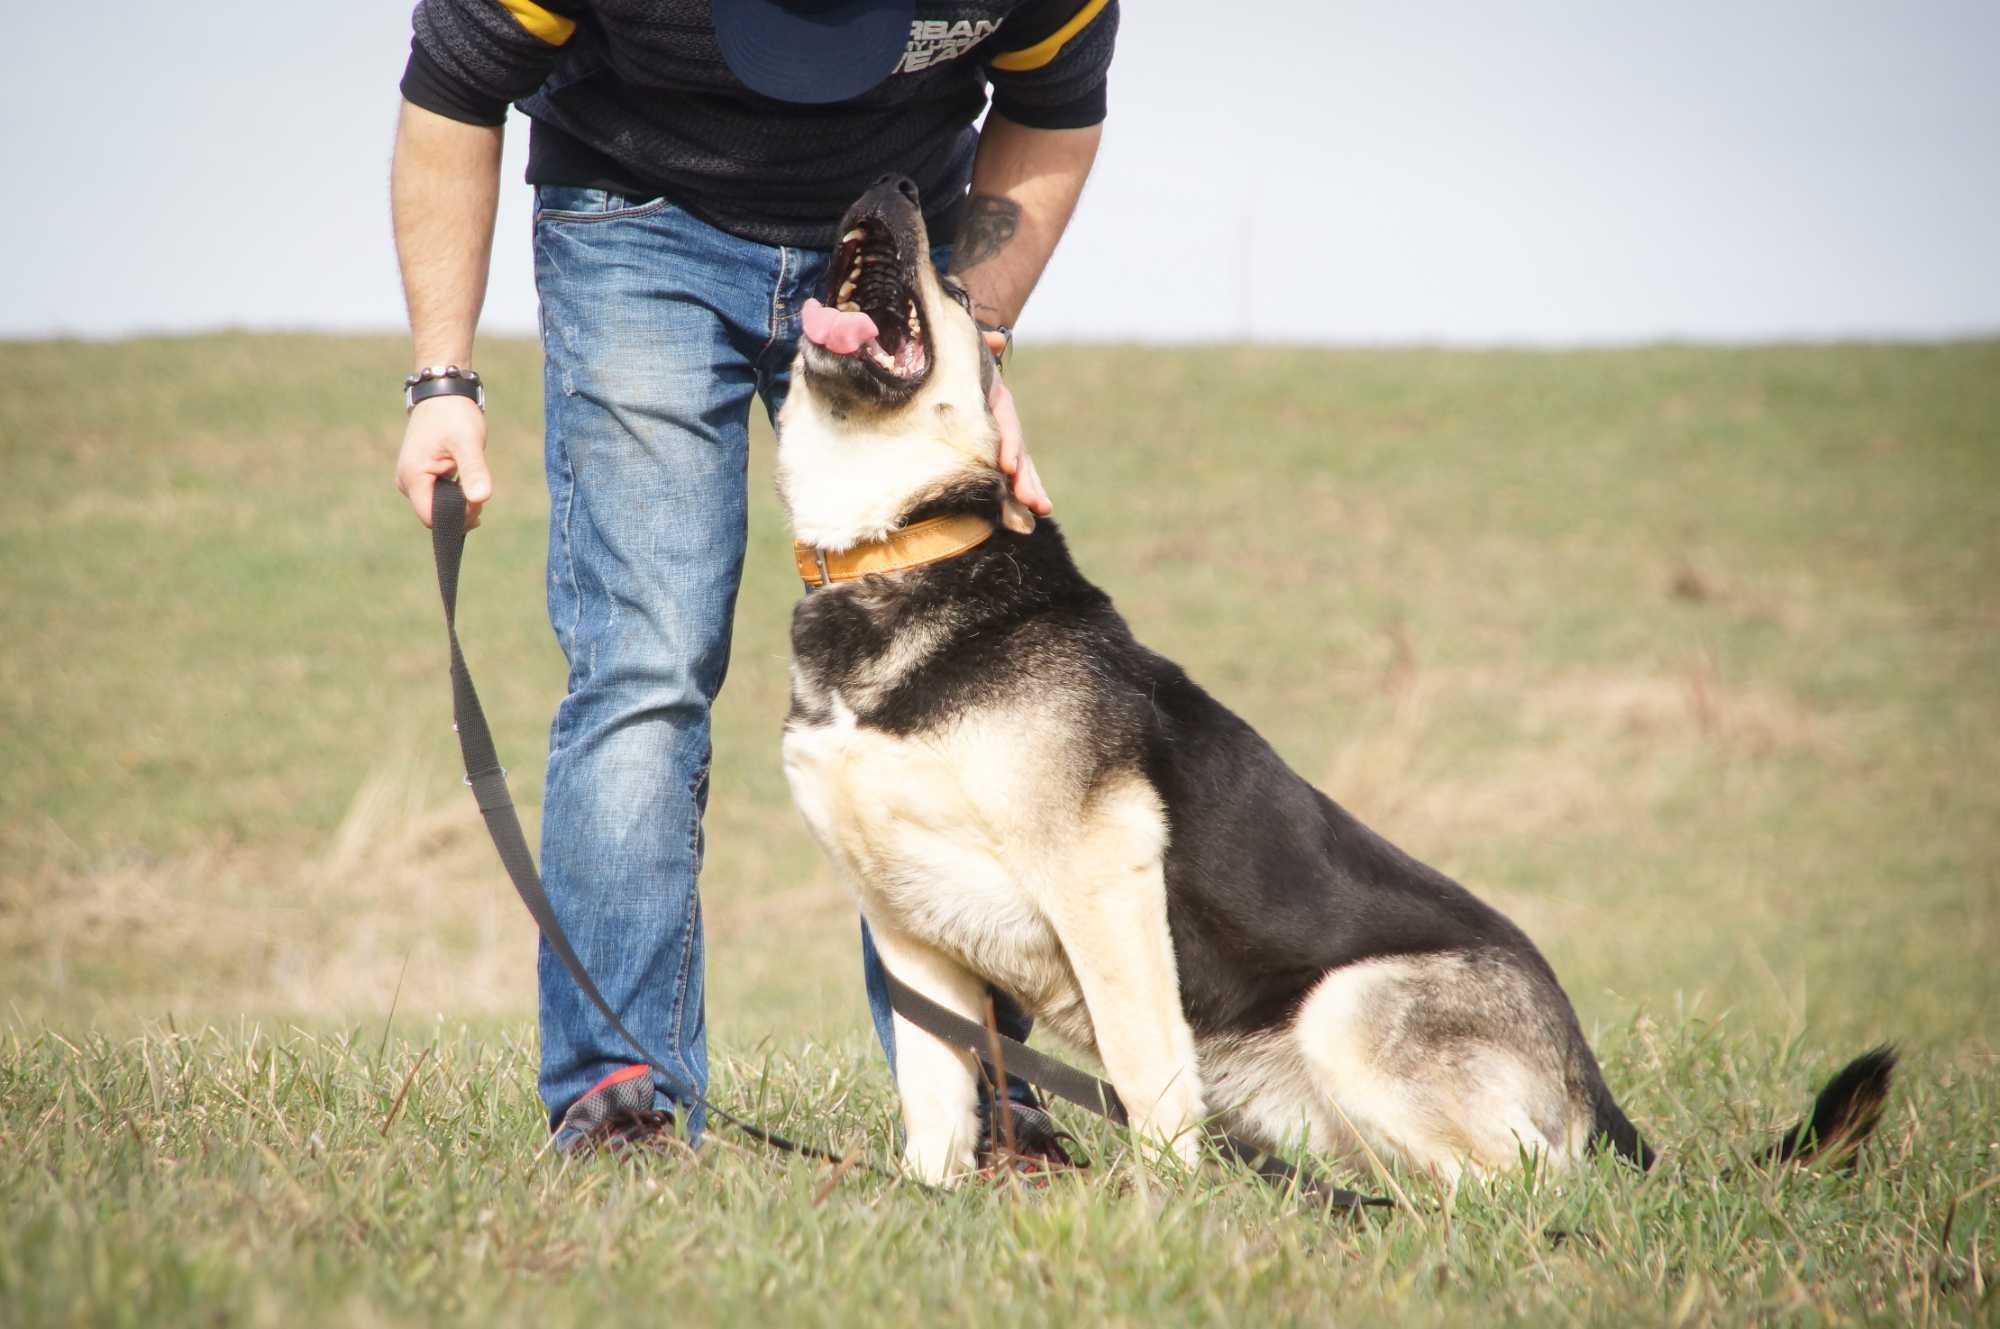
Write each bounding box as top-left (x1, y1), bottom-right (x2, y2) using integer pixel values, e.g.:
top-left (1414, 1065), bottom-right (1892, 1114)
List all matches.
top-left (1041, 785), bottom-right (1206, 1167)
top-left (865, 919), bottom-right (986, 1185)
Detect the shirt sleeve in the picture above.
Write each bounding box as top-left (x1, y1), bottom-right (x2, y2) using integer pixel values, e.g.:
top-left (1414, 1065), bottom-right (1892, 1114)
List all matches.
top-left (399, 0), bottom-right (584, 127)
top-left (984, 0), bottom-right (1119, 130)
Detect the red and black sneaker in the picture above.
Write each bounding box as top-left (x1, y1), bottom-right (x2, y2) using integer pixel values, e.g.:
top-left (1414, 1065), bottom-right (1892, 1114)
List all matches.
top-left (977, 1099), bottom-right (1086, 1181)
top-left (551, 1064), bottom-right (678, 1157)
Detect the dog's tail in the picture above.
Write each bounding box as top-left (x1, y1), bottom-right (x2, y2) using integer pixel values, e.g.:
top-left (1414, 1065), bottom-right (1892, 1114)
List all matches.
top-left (1588, 1044), bottom-right (1896, 1174)
top-left (1758, 1044), bottom-right (1898, 1168)
top-left (1591, 1083), bottom-right (1657, 1171)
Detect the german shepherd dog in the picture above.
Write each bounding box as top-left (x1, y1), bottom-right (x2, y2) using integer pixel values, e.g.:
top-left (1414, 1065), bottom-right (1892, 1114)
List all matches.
top-left (776, 177), bottom-right (1894, 1188)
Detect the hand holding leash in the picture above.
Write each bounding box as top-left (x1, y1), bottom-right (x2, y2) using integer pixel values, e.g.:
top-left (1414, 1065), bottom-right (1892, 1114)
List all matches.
top-left (398, 391), bottom-right (492, 530)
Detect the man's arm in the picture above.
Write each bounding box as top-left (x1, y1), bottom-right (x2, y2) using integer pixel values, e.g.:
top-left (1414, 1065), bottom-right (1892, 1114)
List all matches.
top-left (950, 114), bottom-right (1103, 331)
top-left (392, 100), bottom-right (503, 529)
top-left (948, 115), bottom-right (1103, 515)
top-left (391, 0), bottom-right (572, 527)
top-left (956, 0), bottom-right (1118, 515)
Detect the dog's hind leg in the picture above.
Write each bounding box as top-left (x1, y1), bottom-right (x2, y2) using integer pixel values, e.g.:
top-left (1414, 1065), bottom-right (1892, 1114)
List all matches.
top-left (1291, 953), bottom-right (1593, 1183)
top-left (867, 919), bottom-right (988, 1185)
top-left (1037, 778), bottom-right (1207, 1166)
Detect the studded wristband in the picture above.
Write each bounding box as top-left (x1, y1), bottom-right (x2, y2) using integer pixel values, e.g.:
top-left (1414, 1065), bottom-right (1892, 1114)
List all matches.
top-left (404, 365), bottom-right (485, 412)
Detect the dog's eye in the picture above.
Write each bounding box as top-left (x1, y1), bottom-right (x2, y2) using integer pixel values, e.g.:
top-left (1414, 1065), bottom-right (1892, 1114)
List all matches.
top-left (939, 278), bottom-right (974, 316)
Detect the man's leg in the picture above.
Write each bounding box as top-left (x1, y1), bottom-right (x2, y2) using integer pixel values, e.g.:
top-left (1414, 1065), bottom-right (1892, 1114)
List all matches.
top-left (531, 187), bottom-right (778, 1148)
top-left (760, 243), bottom-right (1058, 1161)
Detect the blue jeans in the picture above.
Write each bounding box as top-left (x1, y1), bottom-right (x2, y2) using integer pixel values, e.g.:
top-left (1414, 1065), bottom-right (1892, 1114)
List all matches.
top-left (531, 185), bottom-right (1032, 1141)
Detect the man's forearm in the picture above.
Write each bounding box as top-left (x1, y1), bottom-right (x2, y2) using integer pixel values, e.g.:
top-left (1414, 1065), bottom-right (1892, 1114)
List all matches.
top-left (391, 100), bottom-right (504, 368)
top-left (948, 113), bottom-right (1103, 328)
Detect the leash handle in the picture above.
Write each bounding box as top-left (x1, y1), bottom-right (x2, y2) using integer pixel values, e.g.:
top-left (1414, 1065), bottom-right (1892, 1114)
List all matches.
top-left (430, 478), bottom-right (849, 1165)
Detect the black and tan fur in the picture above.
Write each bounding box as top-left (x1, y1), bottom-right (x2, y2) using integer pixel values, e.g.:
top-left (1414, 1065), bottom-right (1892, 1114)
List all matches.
top-left (776, 178), bottom-right (1895, 1187)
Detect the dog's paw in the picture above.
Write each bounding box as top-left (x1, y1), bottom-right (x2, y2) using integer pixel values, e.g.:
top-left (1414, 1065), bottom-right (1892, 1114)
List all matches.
top-left (1126, 1116), bottom-right (1206, 1172)
top-left (900, 1135), bottom-right (979, 1187)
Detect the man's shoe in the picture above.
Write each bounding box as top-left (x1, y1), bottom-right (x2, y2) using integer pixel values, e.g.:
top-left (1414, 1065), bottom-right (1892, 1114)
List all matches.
top-left (551, 1064), bottom-right (678, 1157)
top-left (977, 1098), bottom-right (1085, 1177)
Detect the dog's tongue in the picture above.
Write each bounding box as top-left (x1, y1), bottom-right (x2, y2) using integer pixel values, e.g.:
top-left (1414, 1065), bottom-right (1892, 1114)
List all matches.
top-left (801, 297), bottom-right (878, 356)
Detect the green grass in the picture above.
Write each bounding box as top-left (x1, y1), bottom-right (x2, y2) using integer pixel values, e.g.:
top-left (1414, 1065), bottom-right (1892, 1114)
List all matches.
top-left (1, 1022), bottom-right (1993, 1328)
top-left (2, 335), bottom-right (1997, 1325)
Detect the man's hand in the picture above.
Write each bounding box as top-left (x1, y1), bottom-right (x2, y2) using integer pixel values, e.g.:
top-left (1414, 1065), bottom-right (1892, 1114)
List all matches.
top-left (396, 395), bottom-right (493, 529)
top-left (984, 329), bottom-right (1051, 515)
top-left (950, 116), bottom-right (1101, 519)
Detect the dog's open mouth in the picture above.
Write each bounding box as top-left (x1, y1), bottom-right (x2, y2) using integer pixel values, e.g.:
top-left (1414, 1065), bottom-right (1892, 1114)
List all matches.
top-left (802, 215), bottom-right (931, 386)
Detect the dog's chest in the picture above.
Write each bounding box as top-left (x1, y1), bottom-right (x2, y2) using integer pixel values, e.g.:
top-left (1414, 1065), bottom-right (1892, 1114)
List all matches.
top-left (781, 687), bottom-right (1079, 1009)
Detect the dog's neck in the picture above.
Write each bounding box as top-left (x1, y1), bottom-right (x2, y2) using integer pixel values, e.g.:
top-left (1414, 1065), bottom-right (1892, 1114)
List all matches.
top-left (774, 368), bottom-right (1028, 556)
top-left (791, 511), bottom-right (997, 588)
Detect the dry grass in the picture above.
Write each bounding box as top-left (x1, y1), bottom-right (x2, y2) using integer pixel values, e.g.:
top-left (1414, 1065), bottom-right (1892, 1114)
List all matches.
top-left (3, 337), bottom-right (1996, 1047)
top-left (4, 761), bottom-right (536, 1028)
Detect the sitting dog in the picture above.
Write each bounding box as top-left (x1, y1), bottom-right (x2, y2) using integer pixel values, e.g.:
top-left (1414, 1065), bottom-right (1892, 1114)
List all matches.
top-left (775, 177), bottom-right (1894, 1187)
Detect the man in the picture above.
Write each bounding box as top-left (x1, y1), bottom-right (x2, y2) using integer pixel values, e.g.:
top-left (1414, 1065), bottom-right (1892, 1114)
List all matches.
top-left (390, 0), bottom-right (1116, 1155)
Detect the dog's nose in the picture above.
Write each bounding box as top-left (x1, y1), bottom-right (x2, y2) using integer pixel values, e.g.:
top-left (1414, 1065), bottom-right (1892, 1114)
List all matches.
top-left (873, 174), bottom-right (921, 205)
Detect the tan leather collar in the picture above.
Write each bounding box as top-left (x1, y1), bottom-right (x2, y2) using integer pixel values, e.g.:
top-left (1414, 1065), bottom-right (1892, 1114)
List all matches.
top-left (793, 513), bottom-right (996, 588)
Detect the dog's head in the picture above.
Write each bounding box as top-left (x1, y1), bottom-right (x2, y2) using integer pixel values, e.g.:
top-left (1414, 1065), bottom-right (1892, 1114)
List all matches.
top-left (776, 176), bottom-right (1031, 551)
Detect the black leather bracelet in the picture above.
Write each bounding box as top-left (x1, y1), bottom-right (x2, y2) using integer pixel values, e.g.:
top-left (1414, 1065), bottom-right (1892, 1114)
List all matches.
top-left (404, 366), bottom-right (485, 413)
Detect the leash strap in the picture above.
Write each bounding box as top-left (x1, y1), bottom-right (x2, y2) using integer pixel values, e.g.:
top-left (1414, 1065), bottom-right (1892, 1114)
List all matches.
top-left (883, 967), bottom-right (1391, 1213)
top-left (430, 478), bottom-right (850, 1166)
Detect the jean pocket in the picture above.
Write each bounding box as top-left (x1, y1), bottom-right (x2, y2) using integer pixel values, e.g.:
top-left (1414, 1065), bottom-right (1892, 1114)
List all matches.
top-left (534, 186), bottom-right (675, 224)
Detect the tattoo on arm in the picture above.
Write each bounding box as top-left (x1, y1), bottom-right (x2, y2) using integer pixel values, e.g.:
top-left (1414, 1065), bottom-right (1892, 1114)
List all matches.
top-left (950, 194), bottom-right (1020, 273)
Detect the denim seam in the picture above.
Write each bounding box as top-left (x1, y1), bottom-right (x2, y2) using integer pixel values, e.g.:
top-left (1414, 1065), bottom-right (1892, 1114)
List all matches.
top-left (760, 245), bottom-right (791, 364)
top-left (687, 756), bottom-right (711, 880)
top-left (666, 889), bottom-right (703, 1099)
top-left (541, 325), bottom-right (585, 678)
top-left (554, 443), bottom-right (582, 692)
top-left (534, 197), bottom-right (675, 225)
top-left (659, 752), bottom-right (711, 1101)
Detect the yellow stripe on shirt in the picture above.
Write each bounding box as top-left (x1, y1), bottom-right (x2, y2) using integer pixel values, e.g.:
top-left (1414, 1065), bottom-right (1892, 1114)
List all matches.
top-left (988, 0), bottom-right (1109, 72)
top-left (497, 0), bottom-right (575, 45)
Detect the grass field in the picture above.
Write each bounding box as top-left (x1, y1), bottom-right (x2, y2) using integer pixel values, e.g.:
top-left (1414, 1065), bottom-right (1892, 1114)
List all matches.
top-left (1, 334), bottom-right (1996, 1326)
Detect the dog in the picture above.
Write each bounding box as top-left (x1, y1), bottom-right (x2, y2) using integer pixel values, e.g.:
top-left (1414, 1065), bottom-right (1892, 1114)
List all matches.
top-left (774, 176), bottom-right (1895, 1187)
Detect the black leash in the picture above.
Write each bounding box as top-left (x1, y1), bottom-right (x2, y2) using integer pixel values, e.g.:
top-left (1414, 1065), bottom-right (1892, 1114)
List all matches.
top-left (431, 478), bottom-right (851, 1166)
top-left (430, 477), bottom-right (1389, 1214)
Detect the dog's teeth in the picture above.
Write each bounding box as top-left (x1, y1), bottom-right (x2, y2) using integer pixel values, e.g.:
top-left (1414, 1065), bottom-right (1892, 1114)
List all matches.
top-left (842, 228), bottom-right (866, 243)
top-left (909, 312), bottom-right (922, 335)
top-left (870, 347), bottom-right (896, 370)
top-left (836, 277), bottom-right (856, 302)
top-left (838, 300), bottom-right (860, 313)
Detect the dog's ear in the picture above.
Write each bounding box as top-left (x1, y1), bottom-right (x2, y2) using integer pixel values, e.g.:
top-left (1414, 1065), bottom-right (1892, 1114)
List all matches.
top-left (1000, 494), bottom-right (1036, 535)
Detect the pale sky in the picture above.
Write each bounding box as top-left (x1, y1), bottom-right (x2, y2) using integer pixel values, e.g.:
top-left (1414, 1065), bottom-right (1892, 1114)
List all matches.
top-left (5, 1), bottom-right (1996, 344)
